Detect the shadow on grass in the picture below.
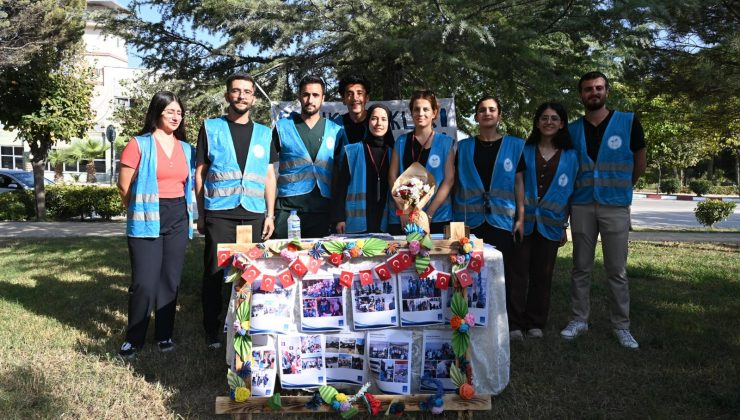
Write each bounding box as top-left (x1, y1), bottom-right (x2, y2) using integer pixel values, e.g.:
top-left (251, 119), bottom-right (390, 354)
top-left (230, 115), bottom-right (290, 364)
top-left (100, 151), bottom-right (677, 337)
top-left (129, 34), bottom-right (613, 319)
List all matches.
top-left (0, 364), bottom-right (69, 417)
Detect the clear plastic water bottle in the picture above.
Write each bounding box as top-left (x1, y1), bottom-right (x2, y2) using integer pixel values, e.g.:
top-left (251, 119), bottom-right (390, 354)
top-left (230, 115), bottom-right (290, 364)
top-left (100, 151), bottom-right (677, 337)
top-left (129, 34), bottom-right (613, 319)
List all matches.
top-left (287, 210), bottom-right (301, 240)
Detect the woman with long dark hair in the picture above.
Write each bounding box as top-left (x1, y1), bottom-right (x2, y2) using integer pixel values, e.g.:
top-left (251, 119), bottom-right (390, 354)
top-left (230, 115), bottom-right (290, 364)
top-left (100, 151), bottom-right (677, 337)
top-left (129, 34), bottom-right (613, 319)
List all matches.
top-left (509, 102), bottom-right (578, 340)
top-left (334, 103), bottom-right (395, 233)
top-left (453, 95), bottom-right (526, 341)
top-left (388, 90), bottom-right (455, 234)
top-left (117, 91), bottom-right (195, 357)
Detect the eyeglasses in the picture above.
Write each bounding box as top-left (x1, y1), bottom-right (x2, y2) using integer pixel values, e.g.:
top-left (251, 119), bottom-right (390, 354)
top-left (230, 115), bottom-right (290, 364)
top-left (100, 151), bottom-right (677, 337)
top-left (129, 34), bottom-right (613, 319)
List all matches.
top-left (229, 88), bottom-right (254, 97)
top-left (539, 115), bottom-right (561, 123)
top-left (162, 109), bottom-right (183, 118)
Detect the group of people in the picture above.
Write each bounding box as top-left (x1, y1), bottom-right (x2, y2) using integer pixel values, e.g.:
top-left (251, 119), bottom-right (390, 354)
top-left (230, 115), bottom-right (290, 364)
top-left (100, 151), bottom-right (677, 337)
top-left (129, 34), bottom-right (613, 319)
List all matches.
top-left (116, 69), bottom-right (646, 358)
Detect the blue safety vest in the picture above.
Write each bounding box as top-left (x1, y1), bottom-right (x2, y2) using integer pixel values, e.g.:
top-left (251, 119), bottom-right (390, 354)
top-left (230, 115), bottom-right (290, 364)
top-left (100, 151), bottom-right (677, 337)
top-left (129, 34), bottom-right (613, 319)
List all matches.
top-left (126, 133), bottom-right (194, 238)
top-left (276, 115), bottom-right (344, 198)
top-left (387, 132), bottom-right (454, 224)
top-left (344, 142), bottom-right (390, 233)
top-left (522, 145), bottom-right (579, 241)
top-left (453, 136), bottom-right (525, 230)
top-left (203, 117), bottom-right (272, 213)
top-left (569, 112), bottom-right (634, 206)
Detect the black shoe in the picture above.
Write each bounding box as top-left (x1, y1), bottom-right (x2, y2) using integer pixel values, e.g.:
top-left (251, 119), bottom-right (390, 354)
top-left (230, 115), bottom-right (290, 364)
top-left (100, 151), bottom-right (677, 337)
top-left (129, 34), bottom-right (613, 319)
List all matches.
top-left (158, 339), bottom-right (175, 352)
top-left (206, 334), bottom-right (222, 350)
top-left (119, 341), bottom-right (137, 358)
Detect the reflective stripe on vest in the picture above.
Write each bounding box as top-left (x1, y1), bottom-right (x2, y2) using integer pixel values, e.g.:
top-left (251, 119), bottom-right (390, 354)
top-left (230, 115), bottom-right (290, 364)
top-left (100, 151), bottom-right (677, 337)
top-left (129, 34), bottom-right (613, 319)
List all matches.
top-left (387, 132), bottom-right (454, 225)
top-left (522, 144), bottom-right (579, 241)
top-left (203, 117), bottom-right (271, 213)
top-left (453, 135), bottom-right (525, 230)
top-left (127, 134), bottom-right (194, 239)
top-left (569, 112), bottom-right (634, 206)
top-left (276, 116), bottom-right (343, 198)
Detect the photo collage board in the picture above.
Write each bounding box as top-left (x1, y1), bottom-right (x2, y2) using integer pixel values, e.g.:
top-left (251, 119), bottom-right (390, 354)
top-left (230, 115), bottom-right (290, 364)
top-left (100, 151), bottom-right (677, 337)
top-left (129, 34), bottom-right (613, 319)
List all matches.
top-left (235, 254), bottom-right (489, 395)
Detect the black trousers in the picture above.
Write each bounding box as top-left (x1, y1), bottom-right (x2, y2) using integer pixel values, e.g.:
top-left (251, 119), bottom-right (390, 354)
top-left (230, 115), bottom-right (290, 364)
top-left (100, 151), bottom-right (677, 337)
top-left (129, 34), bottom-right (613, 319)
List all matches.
top-left (274, 209), bottom-right (331, 239)
top-left (388, 221), bottom-right (449, 236)
top-left (125, 197), bottom-right (188, 346)
top-left (202, 214), bottom-right (264, 337)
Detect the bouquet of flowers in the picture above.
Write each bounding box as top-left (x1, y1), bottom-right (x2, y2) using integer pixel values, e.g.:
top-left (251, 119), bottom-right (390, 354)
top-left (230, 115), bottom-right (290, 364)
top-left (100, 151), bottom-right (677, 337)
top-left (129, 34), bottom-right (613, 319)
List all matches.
top-left (391, 162), bottom-right (436, 234)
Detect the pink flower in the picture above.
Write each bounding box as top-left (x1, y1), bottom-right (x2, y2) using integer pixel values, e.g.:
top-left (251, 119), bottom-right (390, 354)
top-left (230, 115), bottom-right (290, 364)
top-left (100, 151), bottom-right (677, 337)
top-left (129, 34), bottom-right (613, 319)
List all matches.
top-left (408, 240), bottom-right (421, 255)
top-left (232, 320), bottom-right (241, 332)
top-left (456, 255), bottom-right (466, 265)
top-left (280, 248), bottom-right (297, 261)
top-left (464, 313), bottom-right (475, 326)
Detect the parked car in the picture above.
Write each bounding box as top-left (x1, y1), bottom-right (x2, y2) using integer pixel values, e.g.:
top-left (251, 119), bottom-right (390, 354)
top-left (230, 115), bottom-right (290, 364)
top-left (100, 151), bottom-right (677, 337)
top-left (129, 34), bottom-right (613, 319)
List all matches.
top-left (0, 169), bottom-right (55, 193)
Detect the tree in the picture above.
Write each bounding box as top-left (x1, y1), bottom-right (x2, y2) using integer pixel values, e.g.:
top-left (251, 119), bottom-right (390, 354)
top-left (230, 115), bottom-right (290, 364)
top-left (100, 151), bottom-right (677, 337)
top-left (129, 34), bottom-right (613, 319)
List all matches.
top-left (68, 139), bottom-right (109, 184)
top-left (0, 0), bottom-right (94, 220)
top-left (102, 0), bottom-right (658, 136)
top-left (0, 0), bottom-right (84, 67)
top-left (47, 149), bottom-right (76, 183)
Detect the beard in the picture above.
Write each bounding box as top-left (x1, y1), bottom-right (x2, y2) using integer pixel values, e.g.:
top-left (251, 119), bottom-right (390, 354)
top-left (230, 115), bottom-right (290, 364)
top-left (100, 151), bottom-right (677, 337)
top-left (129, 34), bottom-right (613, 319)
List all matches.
top-left (229, 102), bottom-right (252, 115)
top-left (302, 105), bottom-right (319, 116)
top-left (583, 96), bottom-right (606, 111)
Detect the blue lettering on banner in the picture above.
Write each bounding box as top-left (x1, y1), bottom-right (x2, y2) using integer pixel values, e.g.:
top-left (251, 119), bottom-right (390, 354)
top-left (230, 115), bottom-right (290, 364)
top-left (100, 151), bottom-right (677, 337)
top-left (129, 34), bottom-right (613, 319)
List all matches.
top-left (391, 111), bottom-right (402, 130)
top-left (357, 375), bottom-right (362, 381)
top-left (401, 111), bottom-right (412, 129)
top-left (437, 314), bottom-right (442, 320)
top-left (322, 111), bottom-right (340, 120)
top-left (439, 108), bottom-right (448, 127)
top-left (339, 320), bottom-right (344, 326)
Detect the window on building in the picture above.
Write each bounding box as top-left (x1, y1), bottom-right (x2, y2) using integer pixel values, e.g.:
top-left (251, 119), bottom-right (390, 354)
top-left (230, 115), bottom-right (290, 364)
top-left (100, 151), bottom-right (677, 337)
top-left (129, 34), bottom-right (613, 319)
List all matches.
top-left (114, 96), bottom-right (130, 109)
top-left (1, 146), bottom-right (24, 169)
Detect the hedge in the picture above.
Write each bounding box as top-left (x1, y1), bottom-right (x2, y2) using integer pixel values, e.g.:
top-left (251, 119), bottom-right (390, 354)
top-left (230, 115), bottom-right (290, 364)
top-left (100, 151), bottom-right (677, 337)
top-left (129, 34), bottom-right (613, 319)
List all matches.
top-left (0, 185), bottom-right (125, 221)
top-left (695, 200), bottom-right (737, 228)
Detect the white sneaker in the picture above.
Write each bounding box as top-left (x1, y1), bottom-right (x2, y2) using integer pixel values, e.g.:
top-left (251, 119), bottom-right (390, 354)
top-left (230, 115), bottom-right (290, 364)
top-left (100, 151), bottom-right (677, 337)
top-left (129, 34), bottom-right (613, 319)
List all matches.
top-left (509, 330), bottom-right (524, 342)
top-left (526, 328), bottom-right (544, 339)
top-left (560, 320), bottom-right (588, 340)
top-left (613, 329), bottom-right (639, 349)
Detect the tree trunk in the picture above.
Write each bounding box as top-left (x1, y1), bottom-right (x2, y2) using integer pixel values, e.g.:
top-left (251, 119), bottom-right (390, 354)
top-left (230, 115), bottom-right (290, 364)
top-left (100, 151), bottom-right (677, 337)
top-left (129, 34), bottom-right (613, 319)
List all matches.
top-left (54, 162), bottom-right (64, 183)
top-left (31, 159), bottom-right (47, 221)
top-left (656, 164), bottom-right (662, 193)
top-left (86, 162), bottom-right (96, 183)
top-left (382, 62), bottom-right (403, 100)
top-left (707, 156), bottom-right (715, 180)
top-left (736, 147), bottom-right (740, 197)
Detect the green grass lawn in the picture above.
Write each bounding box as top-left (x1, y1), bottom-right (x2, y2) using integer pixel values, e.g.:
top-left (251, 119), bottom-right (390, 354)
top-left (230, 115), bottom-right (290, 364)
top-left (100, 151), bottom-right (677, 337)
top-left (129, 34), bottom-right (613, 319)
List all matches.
top-left (0, 238), bottom-right (738, 418)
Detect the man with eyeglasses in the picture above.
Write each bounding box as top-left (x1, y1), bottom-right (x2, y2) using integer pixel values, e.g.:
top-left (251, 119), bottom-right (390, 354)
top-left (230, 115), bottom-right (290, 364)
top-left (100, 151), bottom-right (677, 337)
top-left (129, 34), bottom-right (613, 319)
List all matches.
top-left (333, 75), bottom-right (371, 144)
top-left (195, 72), bottom-right (278, 349)
top-left (272, 75), bottom-right (348, 239)
top-left (560, 71), bottom-right (647, 349)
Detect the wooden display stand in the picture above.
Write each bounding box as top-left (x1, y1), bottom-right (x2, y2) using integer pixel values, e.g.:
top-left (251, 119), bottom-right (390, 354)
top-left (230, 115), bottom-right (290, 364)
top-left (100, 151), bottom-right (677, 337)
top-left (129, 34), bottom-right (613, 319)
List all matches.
top-left (214, 223), bottom-right (492, 418)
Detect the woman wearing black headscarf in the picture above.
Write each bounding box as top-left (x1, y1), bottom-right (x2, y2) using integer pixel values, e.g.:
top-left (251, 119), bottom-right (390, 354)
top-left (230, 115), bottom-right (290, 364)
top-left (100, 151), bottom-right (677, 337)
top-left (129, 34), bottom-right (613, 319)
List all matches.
top-left (333, 103), bottom-right (395, 233)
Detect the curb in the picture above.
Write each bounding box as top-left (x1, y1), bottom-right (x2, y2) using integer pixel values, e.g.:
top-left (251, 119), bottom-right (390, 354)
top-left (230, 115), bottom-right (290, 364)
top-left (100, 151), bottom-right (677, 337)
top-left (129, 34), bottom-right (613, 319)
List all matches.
top-left (634, 193), bottom-right (740, 203)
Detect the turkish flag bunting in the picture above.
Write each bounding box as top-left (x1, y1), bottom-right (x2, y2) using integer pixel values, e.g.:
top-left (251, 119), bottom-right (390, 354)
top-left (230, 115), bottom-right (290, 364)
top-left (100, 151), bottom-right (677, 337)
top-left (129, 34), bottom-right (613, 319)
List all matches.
top-left (455, 269), bottom-right (473, 288)
top-left (398, 251), bottom-right (413, 269)
top-left (468, 252), bottom-right (484, 272)
top-left (241, 265), bottom-right (261, 285)
top-left (339, 271), bottom-right (354, 288)
top-left (419, 263), bottom-right (435, 279)
top-left (359, 270), bottom-right (374, 286)
top-left (233, 254), bottom-right (249, 271)
top-left (307, 257), bottom-right (322, 274)
top-left (387, 253), bottom-right (404, 273)
top-left (247, 247), bottom-right (263, 260)
top-left (435, 272), bottom-right (451, 289)
top-left (289, 257), bottom-right (308, 277)
top-left (260, 274), bottom-right (276, 292)
top-left (374, 263), bottom-right (392, 281)
top-left (278, 268), bottom-right (295, 288)
top-left (217, 250), bottom-right (232, 267)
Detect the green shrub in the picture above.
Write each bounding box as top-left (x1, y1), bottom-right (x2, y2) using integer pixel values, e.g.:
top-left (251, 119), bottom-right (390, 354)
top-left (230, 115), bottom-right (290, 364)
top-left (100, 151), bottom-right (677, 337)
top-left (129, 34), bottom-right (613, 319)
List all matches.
top-left (634, 177), bottom-right (648, 190)
top-left (46, 185), bottom-right (125, 220)
top-left (689, 179), bottom-right (712, 196)
top-left (0, 190), bottom-right (35, 220)
top-left (660, 178), bottom-right (680, 195)
top-left (708, 185), bottom-right (739, 196)
top-left (694, 200), bottom-right (737, 228)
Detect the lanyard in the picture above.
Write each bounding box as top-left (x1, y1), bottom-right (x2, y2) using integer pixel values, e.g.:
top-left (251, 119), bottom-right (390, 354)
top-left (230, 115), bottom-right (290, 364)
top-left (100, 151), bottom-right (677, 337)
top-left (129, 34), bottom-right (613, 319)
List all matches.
top-left (365, 142), bottom-right (387, 202)
top-left (410, 131), bottom-right (434, 163)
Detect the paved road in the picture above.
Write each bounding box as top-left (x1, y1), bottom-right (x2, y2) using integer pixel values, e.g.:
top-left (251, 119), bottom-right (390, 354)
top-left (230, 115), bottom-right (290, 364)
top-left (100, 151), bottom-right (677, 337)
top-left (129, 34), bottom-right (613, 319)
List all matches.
top-left (630, 197), bottom-right (740, 229)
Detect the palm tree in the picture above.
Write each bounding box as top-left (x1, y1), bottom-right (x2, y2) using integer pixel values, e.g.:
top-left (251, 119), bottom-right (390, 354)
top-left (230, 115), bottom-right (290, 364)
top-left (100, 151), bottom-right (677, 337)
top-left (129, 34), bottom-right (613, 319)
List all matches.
top-left (47, 149), bottom-right (76, 183)
top-left (68, 139), bottom-right (109, 183)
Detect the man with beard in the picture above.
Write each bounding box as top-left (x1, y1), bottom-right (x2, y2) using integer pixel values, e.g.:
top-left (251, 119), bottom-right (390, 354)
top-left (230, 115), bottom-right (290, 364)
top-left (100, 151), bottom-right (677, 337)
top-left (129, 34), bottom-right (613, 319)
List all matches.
top-left (333, 75), bottom-right (371, 144)
top-left (273, 75), bottom-right (347, 238)
top-left (560, 71), bottom-right (646, 349)
top-left (195, 73), bottom-right (278, 349)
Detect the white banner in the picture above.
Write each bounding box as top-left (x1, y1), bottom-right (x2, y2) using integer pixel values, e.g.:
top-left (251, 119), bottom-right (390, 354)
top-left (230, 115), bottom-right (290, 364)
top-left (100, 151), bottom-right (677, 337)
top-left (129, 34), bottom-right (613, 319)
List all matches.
top-left (271, 99), bottom-right (458, 140)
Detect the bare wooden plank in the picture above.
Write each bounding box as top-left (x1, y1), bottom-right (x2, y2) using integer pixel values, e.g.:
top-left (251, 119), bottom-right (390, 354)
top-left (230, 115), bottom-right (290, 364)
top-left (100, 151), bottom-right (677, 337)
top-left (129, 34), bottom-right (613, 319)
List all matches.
top-left (215, 394), bottom-right (491, 414)
top-left (445, 222), bottom-right (468, 241)
top-left (236, 226), bottom-right (253, 244)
